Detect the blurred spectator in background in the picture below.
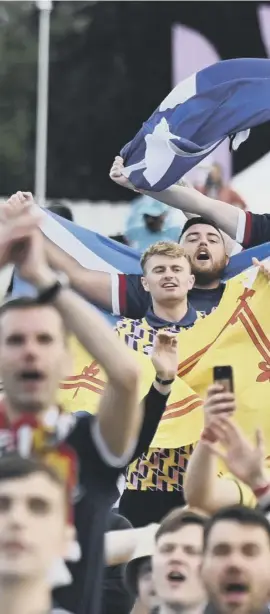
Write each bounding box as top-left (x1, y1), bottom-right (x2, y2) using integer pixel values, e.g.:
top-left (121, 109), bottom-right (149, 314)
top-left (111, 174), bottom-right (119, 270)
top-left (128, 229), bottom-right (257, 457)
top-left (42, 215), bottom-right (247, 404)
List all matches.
top-left (125, 196), bottom-right (182, 251)
top-left (152, 510), bottom-right (207, 614)
top-left (196, 163), bottom-right (247, 210)
top-left (0, 455), bottom-right (75, 614)
top-left (201, 506), bottom-right (270, 614)
top-left (47, 202), bottom-right (74, 222)
top-left (102, 512), bottom-right (134, 614)
top-left (109, 234), bottom-right (129, 245)
top-left (125, 530), bottom-right (158, 614)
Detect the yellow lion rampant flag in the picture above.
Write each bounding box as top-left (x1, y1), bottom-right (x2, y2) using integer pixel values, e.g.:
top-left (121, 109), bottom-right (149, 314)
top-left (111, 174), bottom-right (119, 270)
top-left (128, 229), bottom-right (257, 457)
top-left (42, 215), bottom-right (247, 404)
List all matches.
top-left (58, 268), bottom-right (270, 452)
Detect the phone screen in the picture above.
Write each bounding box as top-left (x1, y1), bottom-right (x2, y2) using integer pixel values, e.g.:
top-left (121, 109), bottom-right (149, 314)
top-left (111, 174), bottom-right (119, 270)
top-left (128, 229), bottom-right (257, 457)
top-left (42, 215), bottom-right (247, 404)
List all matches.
top-left (213, 366), bottom-right (234, 392)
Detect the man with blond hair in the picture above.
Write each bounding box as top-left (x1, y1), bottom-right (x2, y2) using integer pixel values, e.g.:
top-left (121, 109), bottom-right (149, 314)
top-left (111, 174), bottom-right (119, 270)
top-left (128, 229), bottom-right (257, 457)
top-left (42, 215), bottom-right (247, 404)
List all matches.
top-left (138, 241), bottom-right (196, 330)
top-left (118, 240), bottom-right (203, 527)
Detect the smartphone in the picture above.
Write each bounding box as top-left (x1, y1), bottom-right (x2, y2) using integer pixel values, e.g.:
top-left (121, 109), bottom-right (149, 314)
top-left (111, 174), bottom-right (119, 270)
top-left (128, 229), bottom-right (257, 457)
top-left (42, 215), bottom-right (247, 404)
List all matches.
top-left (213, 366), bottom-right (234, 392)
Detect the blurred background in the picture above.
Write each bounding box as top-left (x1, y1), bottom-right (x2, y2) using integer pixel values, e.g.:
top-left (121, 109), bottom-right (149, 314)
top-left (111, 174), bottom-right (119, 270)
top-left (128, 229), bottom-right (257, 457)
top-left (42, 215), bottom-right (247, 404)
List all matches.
top-left (1, 0), bottom-right (270, 237)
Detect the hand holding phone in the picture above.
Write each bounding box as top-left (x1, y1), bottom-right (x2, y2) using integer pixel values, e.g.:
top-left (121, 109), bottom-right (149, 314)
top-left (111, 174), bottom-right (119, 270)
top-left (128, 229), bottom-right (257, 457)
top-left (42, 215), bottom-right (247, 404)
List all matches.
top-left (213, 365), bottom-right (234, 392)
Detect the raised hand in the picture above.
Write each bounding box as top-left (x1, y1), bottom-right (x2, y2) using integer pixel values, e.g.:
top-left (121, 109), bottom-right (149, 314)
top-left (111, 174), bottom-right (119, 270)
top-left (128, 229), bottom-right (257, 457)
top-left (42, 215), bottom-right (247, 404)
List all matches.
top-left (252, 257), bottom-right (270, 281)
top-left (201, 415), bottom-right (267, 490)
top-left (109, 156), bottom-right (137, 191)
top-left (0, 191), bottom-right (36, 223)
top-left (0, 190), bottom-right (45, 273)
top-left (151, 331), bottom-right (178, 381)
top-left (14, 228), bottom-right (53, 287)
top-left (203, 384), bottom-right (236, 428)
top-left (0, 197), bottom-right (41, 271)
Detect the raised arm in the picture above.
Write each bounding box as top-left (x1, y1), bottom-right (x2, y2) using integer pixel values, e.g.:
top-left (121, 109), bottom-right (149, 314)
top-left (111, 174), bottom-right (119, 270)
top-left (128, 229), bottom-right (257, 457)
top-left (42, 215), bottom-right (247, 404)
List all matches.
top-left (105, 523), bottom-right (159, 566)
top-left (131, 331), bottom-right (179, 461)
top-left (44, 237), bottom-right (114, 312)
top-left (47, 280), bottom-right (141, 460)
top-left (110, 157), bottom-right (240, 240)
top-left (146, 185), bottom-right (240, 239)
top-left (9, 213), bottom-right (142, 460)
top-left (184, 385), bottom-right (241, 513)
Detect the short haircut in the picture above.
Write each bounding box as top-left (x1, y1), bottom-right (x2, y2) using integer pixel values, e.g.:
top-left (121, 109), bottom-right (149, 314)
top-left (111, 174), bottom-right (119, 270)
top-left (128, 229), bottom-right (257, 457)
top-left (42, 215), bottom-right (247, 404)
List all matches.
top-left (0, 295), bottom-right (50, 315)
top-left (155, 507), bottom-right (207, 544)
top-left (140, 241), bottom-right (192, 273)
top-left (0, 453), bottom-right (65, 490)
top-left (203, 505), bottom-right (270, 551)
top-left (0, 296), bottom-right (68, 338)
top-left (179, 216), bottom-right (223, 241)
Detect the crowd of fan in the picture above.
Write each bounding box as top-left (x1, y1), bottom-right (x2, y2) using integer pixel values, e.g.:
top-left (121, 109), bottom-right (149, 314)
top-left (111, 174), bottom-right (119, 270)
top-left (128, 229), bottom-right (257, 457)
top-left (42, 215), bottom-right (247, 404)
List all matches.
top-left (0, 157), bottom-right (270, 614)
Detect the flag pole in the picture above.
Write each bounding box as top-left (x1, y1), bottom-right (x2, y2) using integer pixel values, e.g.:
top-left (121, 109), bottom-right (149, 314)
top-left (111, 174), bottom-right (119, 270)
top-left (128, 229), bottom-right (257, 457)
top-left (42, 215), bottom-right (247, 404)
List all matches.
top-left (34, 0), bottom-right (52, 208)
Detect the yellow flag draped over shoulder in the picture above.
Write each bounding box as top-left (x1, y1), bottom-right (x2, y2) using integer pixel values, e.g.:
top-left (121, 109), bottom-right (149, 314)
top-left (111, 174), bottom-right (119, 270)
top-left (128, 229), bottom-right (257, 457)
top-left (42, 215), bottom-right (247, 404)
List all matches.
top-left (58, 269), bottom-right (270, 451)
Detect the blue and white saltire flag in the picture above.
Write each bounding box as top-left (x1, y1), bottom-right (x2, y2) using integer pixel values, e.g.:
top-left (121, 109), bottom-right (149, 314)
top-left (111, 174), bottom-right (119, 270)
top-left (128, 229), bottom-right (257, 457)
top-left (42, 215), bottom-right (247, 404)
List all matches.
top-left (12, 211), bottom-right (141, 325)
top-left (12, 210), bottom-right (270, 322)
top-left (121, 58), bottom-right (270, 192)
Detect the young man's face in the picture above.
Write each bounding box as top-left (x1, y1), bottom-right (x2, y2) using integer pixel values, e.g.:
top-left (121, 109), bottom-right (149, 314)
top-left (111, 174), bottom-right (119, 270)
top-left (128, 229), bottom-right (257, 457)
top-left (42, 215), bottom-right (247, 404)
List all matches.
top-left (0, 472), bottom-right (71, 580)
top-left (201, 520), bottom-right (270, 614)
top-left (152, 523), bottom-right (206, 610)
top-left (141, 255), bottom-right (195, 306)
top-left (180, 223), bottom-right (228, 285)
top-left (0, 306), bottom-right (71, 413)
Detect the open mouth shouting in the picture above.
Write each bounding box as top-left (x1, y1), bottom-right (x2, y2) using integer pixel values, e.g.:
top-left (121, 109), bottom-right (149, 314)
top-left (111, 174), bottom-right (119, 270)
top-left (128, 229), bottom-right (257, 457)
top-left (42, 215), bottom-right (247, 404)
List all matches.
top-left (19, 370), bottom-right (45, 381)
top-left (167, 569), bottom-right (187, 588)
top-left (221, 581), bottom-right (250, 605)
top-left (17, 369), bottom-right (46, 390)
top-left (195, 247), bottom-right (211, 263)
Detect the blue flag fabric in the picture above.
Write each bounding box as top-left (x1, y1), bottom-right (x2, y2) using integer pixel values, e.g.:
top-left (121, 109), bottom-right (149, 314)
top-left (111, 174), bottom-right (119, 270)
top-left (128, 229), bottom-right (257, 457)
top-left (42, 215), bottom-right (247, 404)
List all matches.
top-left (12, 211), bottom-right (270, 321)
top-left (121, 58), bottom-right (270, 192)
top-left (12, 211), bottom-right (142, 324)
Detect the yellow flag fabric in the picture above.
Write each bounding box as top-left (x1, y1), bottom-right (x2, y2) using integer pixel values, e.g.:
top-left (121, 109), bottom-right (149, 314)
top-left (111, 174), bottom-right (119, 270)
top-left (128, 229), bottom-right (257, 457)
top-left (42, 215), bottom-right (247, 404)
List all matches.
top-left (58, 269), bottom-right (270, 451)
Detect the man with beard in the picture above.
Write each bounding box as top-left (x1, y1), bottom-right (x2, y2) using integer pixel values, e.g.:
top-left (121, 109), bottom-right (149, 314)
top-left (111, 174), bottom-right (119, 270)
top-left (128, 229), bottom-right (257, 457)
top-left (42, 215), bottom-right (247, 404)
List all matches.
top-left (110, 155), bottom-right (270, 252)
top-left (44, 216), bottom-right (228, 320)
top-left (201, 506), bottom-right (270, 614)
top-left (152, 510), bottom-right (207, 614)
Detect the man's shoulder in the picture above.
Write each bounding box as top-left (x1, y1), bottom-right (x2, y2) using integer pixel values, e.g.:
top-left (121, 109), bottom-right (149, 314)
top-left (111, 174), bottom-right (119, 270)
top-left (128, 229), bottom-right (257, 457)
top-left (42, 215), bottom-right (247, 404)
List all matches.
top-left (107, 510), bottom-right (132, 531)
top-left (124, 273), bottom-right (144, 287)
top-left (63, 410), bottom-right (93, 442)
top-left (73, 410), bottom-right (93, 421)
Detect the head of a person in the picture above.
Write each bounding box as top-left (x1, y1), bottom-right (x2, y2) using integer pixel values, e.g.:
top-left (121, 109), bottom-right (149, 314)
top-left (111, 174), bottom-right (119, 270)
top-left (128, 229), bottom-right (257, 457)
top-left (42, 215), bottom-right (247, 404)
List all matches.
top-left (140, 197), bottom-right (168, 233)
top-left (201, 505), bottom-right (270, 614)
top-left (140, 242), bottom-right (195, 307)
top-left (109, 233), bottom-right (129, 245)
top-left (126, 555), bottom-right (158, 611)
top-left (152, 509), bottom-right (207, 610)
top-left (0, 454), bottom-right (73, 582)
top-left (0, 297), bottom-right (72, 414)
top-left (47, 203), bottom-right (73, 222)
top-left (144, 213), bottom-right (167, 233)
top-left (205, 163), bottom-right (223, 188)
top-left (179, 217), bottom-right (228, 286)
